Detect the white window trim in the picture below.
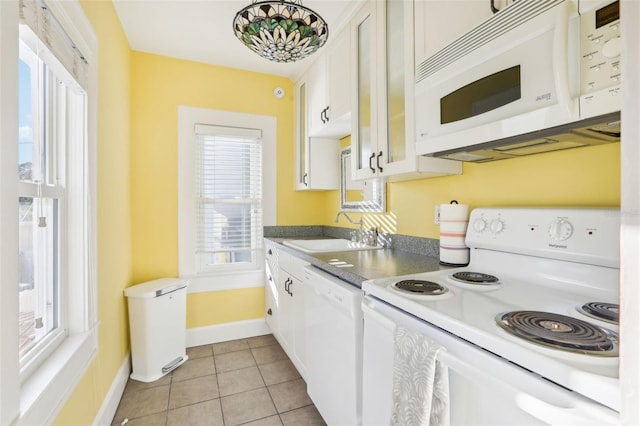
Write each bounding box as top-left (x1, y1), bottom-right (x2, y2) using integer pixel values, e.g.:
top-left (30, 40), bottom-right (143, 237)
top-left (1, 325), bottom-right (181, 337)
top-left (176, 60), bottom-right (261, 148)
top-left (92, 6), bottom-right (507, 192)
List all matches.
top-left (0, 1), bottom-right (98, 424)
top-left (178, 106), bottom-right (276, 293)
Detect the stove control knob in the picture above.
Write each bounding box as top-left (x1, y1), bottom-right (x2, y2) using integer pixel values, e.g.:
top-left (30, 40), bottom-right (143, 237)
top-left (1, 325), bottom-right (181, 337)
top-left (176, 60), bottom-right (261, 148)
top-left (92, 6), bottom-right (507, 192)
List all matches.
top-left (548, 219), bottom-right (573, 241)
top-left (472, 218), bottom-right (487, 232)
top-left (489, 219), bottom-right (505, 234)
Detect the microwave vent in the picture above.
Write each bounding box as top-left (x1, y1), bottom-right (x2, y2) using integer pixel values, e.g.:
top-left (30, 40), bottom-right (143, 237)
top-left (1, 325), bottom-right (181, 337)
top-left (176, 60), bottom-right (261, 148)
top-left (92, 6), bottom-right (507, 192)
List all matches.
top-left (430, 112), bottom-right (620, 162)
top-left (416, 0), bottom-right (565, 84)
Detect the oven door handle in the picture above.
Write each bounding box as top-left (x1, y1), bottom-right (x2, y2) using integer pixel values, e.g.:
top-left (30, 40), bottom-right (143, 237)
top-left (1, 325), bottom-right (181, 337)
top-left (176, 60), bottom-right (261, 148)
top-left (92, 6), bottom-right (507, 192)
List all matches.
top-left (515, 392), bottom-right (618, 426)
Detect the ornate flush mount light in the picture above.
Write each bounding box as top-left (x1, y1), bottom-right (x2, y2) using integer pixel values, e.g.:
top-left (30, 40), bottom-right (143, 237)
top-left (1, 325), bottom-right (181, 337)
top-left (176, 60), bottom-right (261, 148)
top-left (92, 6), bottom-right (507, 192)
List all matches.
top-left (232, 0), bottom-right (329, 63)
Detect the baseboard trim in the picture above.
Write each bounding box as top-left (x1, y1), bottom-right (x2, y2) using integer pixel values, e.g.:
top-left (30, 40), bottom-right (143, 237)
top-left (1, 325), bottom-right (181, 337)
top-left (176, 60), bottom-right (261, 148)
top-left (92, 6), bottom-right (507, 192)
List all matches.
top-left (93, 353), bottom-right (130, 426)
top-left (186, 318), bottom-right (270, 347)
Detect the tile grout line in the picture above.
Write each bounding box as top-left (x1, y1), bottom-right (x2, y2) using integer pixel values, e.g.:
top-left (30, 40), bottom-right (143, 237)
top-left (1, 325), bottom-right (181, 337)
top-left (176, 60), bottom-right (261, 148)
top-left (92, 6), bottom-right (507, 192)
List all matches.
top-left (250, 341), bottom-right (283, 425)
top-left (211, 347), bottom-right (228, 425)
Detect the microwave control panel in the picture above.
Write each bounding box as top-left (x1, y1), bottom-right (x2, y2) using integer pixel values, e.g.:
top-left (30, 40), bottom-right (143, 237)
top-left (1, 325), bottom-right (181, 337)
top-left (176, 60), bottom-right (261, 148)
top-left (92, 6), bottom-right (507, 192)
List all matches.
top-left (580, 0), bottom-right (621, 118)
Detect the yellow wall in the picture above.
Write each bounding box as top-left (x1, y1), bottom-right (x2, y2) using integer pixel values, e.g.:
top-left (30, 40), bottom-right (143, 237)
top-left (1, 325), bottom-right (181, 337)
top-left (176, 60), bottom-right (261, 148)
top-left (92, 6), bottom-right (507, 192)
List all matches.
top-left (54, 0), bottom-right (132, 424)
top-left (390, 143), bottom-right (620, 238)
top-left (129, 52), bottom-right (326, 327)
top-left (323, 139), bottom-right (620, 237)
top-left (129, 51), bottom-right (318, 284)
top-left (186, 288), bottom-right (265, 328)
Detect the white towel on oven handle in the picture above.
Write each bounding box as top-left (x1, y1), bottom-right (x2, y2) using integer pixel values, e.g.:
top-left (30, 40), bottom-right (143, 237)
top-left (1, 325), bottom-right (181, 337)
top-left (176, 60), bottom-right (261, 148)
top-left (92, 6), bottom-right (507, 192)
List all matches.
top-left (391, 325), bottom-right (450, 426)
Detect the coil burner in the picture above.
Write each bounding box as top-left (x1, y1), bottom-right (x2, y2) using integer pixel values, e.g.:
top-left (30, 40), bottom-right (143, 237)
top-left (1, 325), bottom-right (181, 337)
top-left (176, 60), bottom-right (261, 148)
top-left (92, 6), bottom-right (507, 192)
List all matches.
top-left (451, 271), bottom-right (500, 285)
top-left (577, 302), bottom-right (620, 325)
top-left (393, 280), bottom-right (448, 296)
top-left (496, 311), bottom-right (618, 357)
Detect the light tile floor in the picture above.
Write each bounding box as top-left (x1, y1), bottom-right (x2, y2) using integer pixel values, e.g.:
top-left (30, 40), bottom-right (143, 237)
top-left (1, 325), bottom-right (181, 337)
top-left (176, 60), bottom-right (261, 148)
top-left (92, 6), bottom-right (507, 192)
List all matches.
top-left (112, 334), bottom-right (326, 426)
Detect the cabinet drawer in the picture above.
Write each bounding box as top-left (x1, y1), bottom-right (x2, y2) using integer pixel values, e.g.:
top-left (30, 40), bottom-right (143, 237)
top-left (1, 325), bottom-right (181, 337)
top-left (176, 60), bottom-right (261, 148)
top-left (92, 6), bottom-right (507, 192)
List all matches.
top-left (279, 250), bottom-right (310, 279)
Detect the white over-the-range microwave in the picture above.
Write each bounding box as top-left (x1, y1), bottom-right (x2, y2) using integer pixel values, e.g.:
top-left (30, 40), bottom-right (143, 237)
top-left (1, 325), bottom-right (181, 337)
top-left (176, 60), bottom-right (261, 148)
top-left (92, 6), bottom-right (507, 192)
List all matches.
top-left (415, 0), bottom-right (621, 162)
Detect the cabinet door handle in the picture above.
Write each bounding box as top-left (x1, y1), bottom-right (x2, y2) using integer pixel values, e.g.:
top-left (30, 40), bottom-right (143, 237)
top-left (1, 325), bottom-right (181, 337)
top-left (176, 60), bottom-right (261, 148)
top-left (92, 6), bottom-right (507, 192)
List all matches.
top-left (302, 173), bottom-right (308, 186)
top-left (321, 106), bottom-right (330, 124)
top-left (267, 249), bottom-right (272, 255)
top-left (368, 153), bottom-right (376, 173)
top-left (267, 308), bottom-right (272, 315)
top-left (377, 151), bottom-right (384, 173)
top-left (490, 0), bottom-right (499, 13)
top-left (285, 278), bottom-right (293, 296)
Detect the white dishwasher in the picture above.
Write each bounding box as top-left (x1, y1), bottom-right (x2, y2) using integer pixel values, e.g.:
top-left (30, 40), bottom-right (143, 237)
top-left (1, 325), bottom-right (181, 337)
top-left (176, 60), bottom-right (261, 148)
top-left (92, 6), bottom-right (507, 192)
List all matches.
top-left (303, 265), bottom-right (364, 426)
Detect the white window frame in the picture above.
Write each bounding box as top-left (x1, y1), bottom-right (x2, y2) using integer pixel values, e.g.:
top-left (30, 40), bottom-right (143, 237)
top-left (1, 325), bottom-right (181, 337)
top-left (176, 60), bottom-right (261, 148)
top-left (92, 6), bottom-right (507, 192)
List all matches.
top-left (0, 1), bottom-right (98, 424)
top-left (178, 106), bottom-right (277, 293)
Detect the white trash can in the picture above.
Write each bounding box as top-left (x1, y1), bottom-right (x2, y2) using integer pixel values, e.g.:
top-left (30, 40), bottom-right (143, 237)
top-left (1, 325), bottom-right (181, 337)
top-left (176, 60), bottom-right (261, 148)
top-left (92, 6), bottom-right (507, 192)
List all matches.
top-left (124, 278), bottom-right (189, 382)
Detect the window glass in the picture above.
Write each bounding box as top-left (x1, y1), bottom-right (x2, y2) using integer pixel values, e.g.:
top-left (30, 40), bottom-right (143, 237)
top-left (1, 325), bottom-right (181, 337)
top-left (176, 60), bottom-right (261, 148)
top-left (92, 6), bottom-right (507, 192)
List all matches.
top-left (18, 196), bottom-right (59, 358)
top-left (195, 130), bottom-right (263, 272)
top-left (17, 35), bottom-right (75, 373)
top-left (18, 59), bottom-right (34, 182)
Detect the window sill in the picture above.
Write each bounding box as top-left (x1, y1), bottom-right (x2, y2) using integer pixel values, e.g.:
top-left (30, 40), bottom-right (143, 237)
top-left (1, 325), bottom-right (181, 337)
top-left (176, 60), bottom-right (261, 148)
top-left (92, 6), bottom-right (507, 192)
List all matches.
top-left (19, 328), bottom-right (98, 425)
top-left (184, 269), bottom-right (265, 293)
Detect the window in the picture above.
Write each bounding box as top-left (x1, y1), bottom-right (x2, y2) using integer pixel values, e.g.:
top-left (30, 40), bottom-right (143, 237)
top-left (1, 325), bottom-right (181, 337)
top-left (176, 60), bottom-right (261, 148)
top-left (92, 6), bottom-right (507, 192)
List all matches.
top-left (0, 0), bottom-right (97, 423)
top-left (18, 37), bottom-right (73, 372)
top-left (178, 107), bottom-right (276, 292)
top-left (195, 125), bottom-right (263, 272)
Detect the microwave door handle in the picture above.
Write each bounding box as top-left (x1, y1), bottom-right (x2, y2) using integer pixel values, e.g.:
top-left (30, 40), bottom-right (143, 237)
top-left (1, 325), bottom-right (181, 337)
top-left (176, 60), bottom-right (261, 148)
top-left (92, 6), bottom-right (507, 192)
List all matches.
top-left (553, 2), bottom-right (577, 115)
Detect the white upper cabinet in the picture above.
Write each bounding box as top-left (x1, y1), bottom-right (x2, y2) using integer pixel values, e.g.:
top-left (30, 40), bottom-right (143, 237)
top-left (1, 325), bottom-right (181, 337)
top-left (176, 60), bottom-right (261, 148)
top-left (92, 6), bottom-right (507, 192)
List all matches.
top-left (308, 27), bottom-right (352, 139)
top-left (307, 55), bottom-right (328, 136)
top-left (351, 0), bottom-right (461, 181)
top-left (294, 77), bottom-right (339, 191)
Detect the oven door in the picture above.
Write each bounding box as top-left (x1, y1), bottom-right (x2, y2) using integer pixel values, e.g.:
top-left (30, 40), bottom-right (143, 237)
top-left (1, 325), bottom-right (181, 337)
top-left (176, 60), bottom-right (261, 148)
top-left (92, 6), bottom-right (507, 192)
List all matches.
top-left (361, 296), bottom-right (619, 426)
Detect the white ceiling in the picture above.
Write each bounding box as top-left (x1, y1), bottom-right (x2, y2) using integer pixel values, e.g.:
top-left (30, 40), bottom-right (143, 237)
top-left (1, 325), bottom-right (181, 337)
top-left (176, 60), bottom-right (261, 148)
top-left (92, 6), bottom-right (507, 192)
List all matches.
top-left (112, 0), bottom-right (364, 80)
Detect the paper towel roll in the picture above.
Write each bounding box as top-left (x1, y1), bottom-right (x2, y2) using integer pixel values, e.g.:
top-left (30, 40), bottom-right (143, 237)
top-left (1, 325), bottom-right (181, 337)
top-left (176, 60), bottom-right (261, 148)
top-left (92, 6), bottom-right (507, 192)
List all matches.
top-left (439, 201), bottom-right (469, 265)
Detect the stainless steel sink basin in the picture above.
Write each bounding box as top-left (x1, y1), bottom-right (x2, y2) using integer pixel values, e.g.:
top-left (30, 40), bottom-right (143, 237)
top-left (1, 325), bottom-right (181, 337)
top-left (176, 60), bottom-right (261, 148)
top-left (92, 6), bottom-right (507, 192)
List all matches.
top-left (282, 238), bottom-right (381, 254)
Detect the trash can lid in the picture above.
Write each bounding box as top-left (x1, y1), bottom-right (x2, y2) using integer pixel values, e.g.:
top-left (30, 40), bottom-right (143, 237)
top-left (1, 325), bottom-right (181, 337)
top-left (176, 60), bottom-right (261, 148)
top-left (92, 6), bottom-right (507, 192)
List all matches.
top-left (124, 278), bottom-right (188, 299)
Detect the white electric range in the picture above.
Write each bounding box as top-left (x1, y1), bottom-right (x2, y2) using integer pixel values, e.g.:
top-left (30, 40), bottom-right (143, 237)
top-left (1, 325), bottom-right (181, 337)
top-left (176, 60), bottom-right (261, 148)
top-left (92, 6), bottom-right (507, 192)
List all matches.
top-left (361, 207), bottom-right (620, 425)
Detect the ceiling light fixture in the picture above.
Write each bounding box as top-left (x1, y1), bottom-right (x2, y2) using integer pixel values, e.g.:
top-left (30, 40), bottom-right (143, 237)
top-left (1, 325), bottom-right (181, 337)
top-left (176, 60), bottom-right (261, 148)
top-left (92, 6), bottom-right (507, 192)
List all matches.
top-left (232, 0), bottom-right (329, 63)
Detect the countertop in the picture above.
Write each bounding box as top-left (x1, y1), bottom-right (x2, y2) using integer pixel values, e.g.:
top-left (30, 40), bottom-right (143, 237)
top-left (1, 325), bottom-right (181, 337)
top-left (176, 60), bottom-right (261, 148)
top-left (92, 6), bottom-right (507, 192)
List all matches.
top-left (267, 236), bottom-right (451, 287)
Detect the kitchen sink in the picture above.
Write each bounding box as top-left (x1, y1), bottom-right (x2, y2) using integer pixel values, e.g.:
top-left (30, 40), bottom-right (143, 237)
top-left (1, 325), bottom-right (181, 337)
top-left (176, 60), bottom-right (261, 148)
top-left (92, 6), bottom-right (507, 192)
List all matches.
top-left (282, 238), bottom-right (381, 254)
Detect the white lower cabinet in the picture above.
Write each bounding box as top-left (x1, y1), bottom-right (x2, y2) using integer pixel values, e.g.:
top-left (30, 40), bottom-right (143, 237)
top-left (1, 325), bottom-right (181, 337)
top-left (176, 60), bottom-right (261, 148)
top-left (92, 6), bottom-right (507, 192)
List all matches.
top-left (264, 240), bottom-right (279, 333)
top-left (265, 249), bottom-right (308, 379)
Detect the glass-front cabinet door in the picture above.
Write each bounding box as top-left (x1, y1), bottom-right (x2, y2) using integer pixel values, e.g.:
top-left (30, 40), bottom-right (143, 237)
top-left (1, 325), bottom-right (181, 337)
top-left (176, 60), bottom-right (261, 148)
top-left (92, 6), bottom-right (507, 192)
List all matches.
top-left (351, 0), bottom-right (416, 180)
top-left (295, 79), bottom-right (309, 189)
top-left (383, 0), bottom-right (408, 167)
top-left (351, 2), bottom-right (378, 180)
top-left (351, 0), bottom-right (462, 182)
top-left (377, 0), bottom-right (419, 177)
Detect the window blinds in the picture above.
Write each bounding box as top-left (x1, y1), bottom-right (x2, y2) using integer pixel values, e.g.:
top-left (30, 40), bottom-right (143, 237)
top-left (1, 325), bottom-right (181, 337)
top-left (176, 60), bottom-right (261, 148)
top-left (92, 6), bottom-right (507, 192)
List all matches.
top-left (19, 0), bottom-right (88, 89)
top-left (194, 124), bottom-right (263, 265)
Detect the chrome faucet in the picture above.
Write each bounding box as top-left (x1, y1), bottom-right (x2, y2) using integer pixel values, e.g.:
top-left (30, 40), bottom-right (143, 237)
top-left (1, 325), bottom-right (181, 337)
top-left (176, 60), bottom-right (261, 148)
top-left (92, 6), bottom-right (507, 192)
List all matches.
top-left (335, 211), bottom-right (363, 228)
top-left (335, 212), bottom-right (371, 244)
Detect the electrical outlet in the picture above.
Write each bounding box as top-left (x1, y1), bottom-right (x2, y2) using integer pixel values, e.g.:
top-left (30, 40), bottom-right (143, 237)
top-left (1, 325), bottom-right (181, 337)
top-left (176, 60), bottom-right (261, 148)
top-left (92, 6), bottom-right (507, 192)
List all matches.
top-left (435, 204), bottom-right (441, 225)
